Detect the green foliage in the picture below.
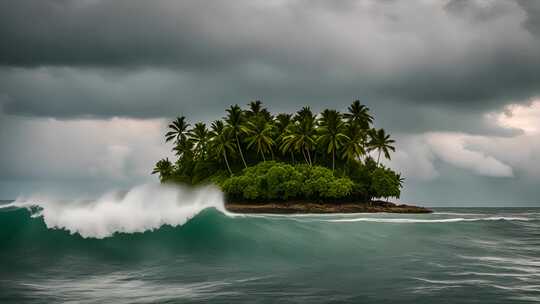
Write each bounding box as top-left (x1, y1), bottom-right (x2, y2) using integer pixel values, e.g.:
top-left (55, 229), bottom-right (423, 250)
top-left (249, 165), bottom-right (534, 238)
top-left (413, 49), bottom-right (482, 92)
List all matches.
top-left (317, 109), bottom-right (348, 171)
top-left (368, 128), bottom-right (395, 164)
top-left (155, 100), bottom-right (404, 203)
top-left (188, 122), bottom-right (210, 160)
top-left (165, 116), bottom-right (190, 143)
top-left (151, 158), bottom-right (173, 181)
top-left (191, 160), bottom-right (219, 184)
top-left (209, 120), bottom-right (235, 175)
top-left (341, 123), bottom-right (367, 164)
top-left (344, 100), bottom-right (373, 129)
top-left (225, 104), bottom-right (249, 168)
top-left (245, 116), bottom-right (275, 161)
top-left (280, 110), bottom-right (317, 165)
top-left (220, 161), bottom-right (355, 202)
top-left (370, 167), bottom-right (401, 200)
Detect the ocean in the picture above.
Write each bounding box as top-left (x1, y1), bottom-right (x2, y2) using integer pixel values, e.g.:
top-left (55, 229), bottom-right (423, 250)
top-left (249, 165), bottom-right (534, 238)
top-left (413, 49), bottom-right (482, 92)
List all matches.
top-left (0, 184), bottom-right (539, 303)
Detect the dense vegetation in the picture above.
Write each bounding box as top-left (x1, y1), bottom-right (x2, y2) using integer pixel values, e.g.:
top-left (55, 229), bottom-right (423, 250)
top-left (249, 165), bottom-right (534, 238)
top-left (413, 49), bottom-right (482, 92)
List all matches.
top-left (153, 100), bottom-right (403, 202)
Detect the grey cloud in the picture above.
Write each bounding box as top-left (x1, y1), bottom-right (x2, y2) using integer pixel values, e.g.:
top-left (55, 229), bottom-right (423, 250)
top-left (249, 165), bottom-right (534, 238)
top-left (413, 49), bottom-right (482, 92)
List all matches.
top-left (0, 66), bottom-right (531, 136)
top-left (445, 0), bottom-right (517, 22)
top-left (0, 111), bottom-right (171, 181)
top-left (2, 0), bottom-right (540, 203)
top-left (517, 0), bottom-right (540, 38)
top-left (389, 129), bottom-right (540, 205)
top-left (0, 0), bottom-right (231, 68)
top-left (0, 0), bottom-right (540, 121)
top-left (402, 163), bottom-right (540, 206)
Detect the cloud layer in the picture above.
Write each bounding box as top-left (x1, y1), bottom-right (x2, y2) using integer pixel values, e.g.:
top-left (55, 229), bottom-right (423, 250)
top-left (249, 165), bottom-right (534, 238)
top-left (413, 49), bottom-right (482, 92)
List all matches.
top-left (1, 0), bottom-right (540, 203)
top-left (1, 0), bottom-right (540, 122)
top-left (387, 99), bottom-right (540, 203)
top-left (0, 110), bottom-right (171, 196)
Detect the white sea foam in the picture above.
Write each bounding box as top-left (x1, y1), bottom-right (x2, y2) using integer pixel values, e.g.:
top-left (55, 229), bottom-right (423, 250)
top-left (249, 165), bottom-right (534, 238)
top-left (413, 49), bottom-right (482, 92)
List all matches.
top-left (0, 202), bottom-right (18, 209)
top-left (489, 284), bottom-right (540, 292)
top-left (325, 217), bottom-right (531, 223)
top-left (21, 272), bottom-right (239, 303)
top-left (459, 256), bottom-right (540, 268)
top-left (434, 212), bottom-right (487, 216)
top-left (450, 271), bottom-right (540, 278)
top-left (413, 277), bottom-right (489, 285)
top-left (10, 183), bottom-right (226, 239)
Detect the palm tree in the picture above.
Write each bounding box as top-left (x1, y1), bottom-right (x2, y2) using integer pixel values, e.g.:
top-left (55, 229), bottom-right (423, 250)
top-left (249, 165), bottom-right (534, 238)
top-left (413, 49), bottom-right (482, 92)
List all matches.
top-left (173, 136), bottom-right (194, 160)
top-left (225, 104), bottom-right (249, 168)
top-left (247, 100), bottom-right (272, 122)
top-left (274, 113), bottom-right (292, 134)
top-left (274, 113), bottom-right (293, 161)
top-left (188, 122), bottom-right (210, 160)
top-left (152, 158), bottom-right (174, 181)
top-left (209, 120), bottom-right (235, 175)
top-left (260, 108), bottom-right (273, 122)
top-left (165, 116), bottom-right (190, 144)
top-left (317, 109), bottom-right (348, 172)
top-left (344, 100), bottom-right (373, 129)
top-left (368, 128), bottom-right (395, 165)
top-left (341, 123), bottom-right (366, 164)
top-left (294, 106), bottom-right (315, 122)
top-left (247, 100), bottom-right (263, 117)
top-left (397, 173), bottom-right (405, 188)
top-left (281, 114), bottom-right (317, 165)
top-left (246, 117), bottom-right (275, 161)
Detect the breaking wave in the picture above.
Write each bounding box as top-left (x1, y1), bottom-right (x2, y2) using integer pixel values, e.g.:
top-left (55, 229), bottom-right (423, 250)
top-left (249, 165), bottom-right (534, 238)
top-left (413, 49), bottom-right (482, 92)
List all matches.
top-left (0, 183), bottom-right (225, 238)
top-left (1, 186), bottom-right (538, 241)
top-left (1, 193), bottom-right (539, 303)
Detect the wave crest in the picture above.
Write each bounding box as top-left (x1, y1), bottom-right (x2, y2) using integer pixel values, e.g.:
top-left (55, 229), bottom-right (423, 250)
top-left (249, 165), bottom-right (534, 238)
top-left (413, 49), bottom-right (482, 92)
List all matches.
top-left (8, 183), bottom-right (225, 239)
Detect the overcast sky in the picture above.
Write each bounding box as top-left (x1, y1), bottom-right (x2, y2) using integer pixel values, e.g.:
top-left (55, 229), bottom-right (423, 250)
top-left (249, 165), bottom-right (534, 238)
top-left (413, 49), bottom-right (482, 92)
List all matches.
top-left (1, 0), bottom-right (540, 205)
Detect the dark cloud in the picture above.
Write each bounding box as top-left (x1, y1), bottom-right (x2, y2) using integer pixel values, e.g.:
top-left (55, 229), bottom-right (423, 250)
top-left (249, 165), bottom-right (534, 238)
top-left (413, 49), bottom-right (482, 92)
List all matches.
top-left (0, 0), bottom-right (231, 68)
top-left (517, 0), bottom-right (540, 38)
top-left (0, 0), bottom-right (539, 123)
top-left (1, 0), bottom-right (540, 203)
top-left (445, 0), bottom-right (516, 22)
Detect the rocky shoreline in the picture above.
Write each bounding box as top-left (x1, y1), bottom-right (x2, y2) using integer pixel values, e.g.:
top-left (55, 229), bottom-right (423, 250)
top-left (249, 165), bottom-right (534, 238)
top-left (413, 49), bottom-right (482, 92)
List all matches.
top-left (225, 200), bottom-right (432, 214)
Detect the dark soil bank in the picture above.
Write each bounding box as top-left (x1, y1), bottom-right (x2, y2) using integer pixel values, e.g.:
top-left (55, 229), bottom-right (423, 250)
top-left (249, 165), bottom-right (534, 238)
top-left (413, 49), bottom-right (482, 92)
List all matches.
top-left (225, 200), bottom-right (432, 214)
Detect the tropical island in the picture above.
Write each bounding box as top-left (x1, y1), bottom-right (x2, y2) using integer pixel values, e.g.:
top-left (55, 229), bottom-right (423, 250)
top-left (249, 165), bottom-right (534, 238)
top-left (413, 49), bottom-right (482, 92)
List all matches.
top-left (152, 100), bottom-right (431, 213)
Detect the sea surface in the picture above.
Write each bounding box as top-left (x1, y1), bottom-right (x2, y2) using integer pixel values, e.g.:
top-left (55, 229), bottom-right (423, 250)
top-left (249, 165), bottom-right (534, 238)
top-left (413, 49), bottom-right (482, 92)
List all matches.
top-left (1, 185), bottom-right (539, 303)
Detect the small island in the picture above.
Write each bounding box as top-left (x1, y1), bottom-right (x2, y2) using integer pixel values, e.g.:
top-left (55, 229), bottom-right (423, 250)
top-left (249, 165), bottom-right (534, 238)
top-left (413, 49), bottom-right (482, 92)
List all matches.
top-left (152, 100), bottom-right (431, 214)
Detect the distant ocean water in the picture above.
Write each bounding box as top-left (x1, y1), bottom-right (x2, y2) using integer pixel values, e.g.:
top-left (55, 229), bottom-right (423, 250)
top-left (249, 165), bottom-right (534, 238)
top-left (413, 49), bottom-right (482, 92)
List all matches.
top-left (1, 185), bottom-right (539, 303)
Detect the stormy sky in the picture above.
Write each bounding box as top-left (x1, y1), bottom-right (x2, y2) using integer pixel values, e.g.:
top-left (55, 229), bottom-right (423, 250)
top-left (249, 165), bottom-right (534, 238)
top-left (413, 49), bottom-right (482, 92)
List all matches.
top-left (1, 0), bottom-right (540, 205)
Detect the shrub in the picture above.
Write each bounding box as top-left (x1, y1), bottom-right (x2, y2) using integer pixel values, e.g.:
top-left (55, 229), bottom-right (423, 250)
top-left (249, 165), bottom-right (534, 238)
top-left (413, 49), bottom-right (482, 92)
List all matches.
top-left (191, 160), bottom-right (220, 184)
top-left (219, 161), bottom-right (356, 202)
top-left (370, 168), bottom-right (401, 200)
top-left (323, 178), bottom-right (355, 198)
top-left (266, 164), bottom-right (297, 199)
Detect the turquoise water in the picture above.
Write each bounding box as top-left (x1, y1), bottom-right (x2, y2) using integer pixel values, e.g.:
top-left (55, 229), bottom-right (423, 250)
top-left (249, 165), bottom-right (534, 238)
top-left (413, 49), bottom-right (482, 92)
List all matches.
top-left (1, 193), bottom-right (539, 303)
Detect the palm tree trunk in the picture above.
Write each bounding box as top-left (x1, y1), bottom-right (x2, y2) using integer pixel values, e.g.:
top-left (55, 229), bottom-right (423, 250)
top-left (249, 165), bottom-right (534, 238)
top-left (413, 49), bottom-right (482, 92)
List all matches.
top-left (332, 149), bottom-right (335, 172)
top-left (291, 152), bottom-right (295, 164)
top-left (377, 150), bottom-right (381, 166)
top-left (262, 151), bottom-right (266, 162)
top-left (306, 147), bottom-right (312, 166)
top-left (301, 148), bottom-right (309, 165)
top-left (236, 134), bottom-right (248, 168)
top-left (223, 151), bottom-right (233, 176)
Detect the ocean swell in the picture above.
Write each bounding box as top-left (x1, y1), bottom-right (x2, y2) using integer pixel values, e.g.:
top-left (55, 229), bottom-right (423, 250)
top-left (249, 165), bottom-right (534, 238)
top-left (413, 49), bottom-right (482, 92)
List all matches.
top-left (1, 200), bottom-right (539, 303)
top-left (2, 183), bottom-right (225, 238)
